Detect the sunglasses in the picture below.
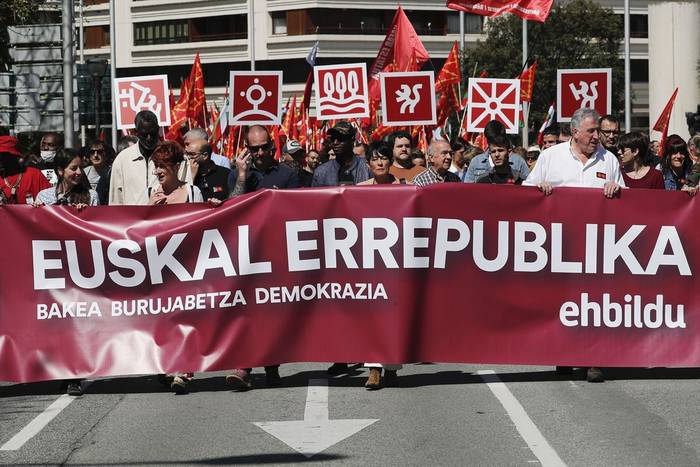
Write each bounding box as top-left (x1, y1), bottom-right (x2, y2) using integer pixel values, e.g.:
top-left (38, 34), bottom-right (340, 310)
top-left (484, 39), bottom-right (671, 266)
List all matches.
top-left (328, 132), bottom-right (353, 143)
top-left (526, 156), bottom-right (538, 161)
top-left (246, 142), bottom-right (272, 153)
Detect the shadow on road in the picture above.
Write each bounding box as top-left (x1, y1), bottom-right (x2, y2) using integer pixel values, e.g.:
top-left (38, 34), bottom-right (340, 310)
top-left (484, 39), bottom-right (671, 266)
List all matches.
top-left (3, 366), bottom-right (700, 397)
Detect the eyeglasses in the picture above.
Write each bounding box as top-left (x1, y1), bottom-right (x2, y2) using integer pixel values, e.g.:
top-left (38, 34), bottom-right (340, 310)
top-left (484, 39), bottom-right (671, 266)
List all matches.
top-left (246, 142), bottom-right (272, 153)
top-left (184, 151), bottom-right (204, 158)
top-left (89, 149), bottom-right (104, 155)
top-left (600, 130), bottom-right (619, 136)
top-left (526, 156), bottom-right (538, 161)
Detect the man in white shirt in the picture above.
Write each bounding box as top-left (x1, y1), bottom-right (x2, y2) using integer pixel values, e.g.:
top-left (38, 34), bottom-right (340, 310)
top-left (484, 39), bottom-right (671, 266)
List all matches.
top-left (523, 108), bottom-right (625, 198)
top-left (109, 110), bottom-right (192, 205)
top-left (523, 108), bottom-right (624, 383)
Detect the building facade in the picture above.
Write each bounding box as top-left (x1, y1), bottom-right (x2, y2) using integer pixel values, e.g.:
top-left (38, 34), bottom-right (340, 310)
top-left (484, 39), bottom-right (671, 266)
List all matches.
top-left (3, 0), bottom-right (700, 141)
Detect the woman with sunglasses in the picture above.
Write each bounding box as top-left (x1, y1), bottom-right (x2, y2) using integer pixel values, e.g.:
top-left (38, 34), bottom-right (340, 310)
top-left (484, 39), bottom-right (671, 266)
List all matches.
top-left (83, 140), bottom-right (116, 190)
top-left (617, 132), bottom-right (664, 189)
top-left (660, 134), bottom-right (697, 195)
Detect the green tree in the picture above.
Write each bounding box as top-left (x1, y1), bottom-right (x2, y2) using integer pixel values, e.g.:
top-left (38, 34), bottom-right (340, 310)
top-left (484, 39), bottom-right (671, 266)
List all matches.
top-left (0, 0), bottom-right (41, 70)
top-left (462, 0), bottom-right (623, 139)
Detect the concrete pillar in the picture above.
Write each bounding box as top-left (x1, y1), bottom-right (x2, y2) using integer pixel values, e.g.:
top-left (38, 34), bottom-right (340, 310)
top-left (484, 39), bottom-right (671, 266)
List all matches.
top-left (648, 1), bottom-right (700, 140)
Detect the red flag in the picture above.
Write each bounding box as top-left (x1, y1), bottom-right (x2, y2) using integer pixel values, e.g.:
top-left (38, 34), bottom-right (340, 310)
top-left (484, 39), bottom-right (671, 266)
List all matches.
top-left (165, 77), bottom-right (191, 142)
top-left (473, 133), bottom-right (488, 151)
top-left (368, 6), bottom-right (430, 101)
top-left (436, 42), bottom-right (461, 93)
top-left (281, 96), bottom-right (296, 138)
top-left (187, 53), bottom-right (207, 129)
top-left (302, 71), bottom-right (314, 111)
top-left (446, 0), bottom-right (554, 23)
top-left (417, 126), bottom-right (428, 153)
top-left (273, 126), bottom-right (283, 161)
top-left (518, 61), bottom-right (538, 103)
top-left (371, 124), bottom-right (398, 142)
top-left (653, 88), bottom-right (679, 156)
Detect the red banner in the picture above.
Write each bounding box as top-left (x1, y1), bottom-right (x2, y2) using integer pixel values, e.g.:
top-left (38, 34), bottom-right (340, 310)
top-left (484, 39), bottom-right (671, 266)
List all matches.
top-left (0, 185), bottom-right (698, 382)
top-left (447, 0), bottom-right (554, 22)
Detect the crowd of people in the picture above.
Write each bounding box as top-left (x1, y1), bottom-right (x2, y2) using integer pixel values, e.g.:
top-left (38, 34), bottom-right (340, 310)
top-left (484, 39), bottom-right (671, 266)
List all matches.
top-left (1, 107), bottom-right (699, 394)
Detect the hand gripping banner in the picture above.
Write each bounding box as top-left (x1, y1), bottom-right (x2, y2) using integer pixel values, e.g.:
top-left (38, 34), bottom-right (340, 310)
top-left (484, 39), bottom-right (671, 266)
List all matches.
top-left (0, 185), bottom-right (697, 382)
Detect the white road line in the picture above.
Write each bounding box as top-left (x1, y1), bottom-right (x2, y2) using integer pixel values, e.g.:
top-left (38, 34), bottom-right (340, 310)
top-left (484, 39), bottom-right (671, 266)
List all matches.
top-left (478, 370), bottom-right (566, 467)
top-left (0, 394), bottom-right (76, 451)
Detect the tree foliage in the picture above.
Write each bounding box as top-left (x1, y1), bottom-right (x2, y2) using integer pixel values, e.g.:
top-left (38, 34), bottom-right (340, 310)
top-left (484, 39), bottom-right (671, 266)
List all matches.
top-left (462, 0), bottom-right (623, 138)
top-left (0, 0), bottom-right (42, 70)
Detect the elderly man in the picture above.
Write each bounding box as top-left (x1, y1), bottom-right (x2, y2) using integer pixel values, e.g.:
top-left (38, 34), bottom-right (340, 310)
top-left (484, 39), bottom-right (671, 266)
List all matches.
top-left (413, 140), bottom-right (462, 186)
top-left (184, 128), bottom-right (230, 169)
top-left (109, 110), bottom-right (192, 205)
top-left (524, 107), bottom-right (625, 383)
top-left (312, 121), bottom-right (370, 187)
top-left (464, 120), bottom-right (530, 183)
top-left (188, 140), bottom-right (230, 202)
top-left (598, 114), bottom-right (620, 154)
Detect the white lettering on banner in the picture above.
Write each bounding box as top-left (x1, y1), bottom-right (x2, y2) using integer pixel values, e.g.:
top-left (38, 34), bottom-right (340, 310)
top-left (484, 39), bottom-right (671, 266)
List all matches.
top-left (559, 293), bottom-right (686, 329)
top-left (37, 302), bottom-right (102, 320)
top-left (31, 220), bottom-right (692, 292)
top-left (256, 282), bottom-right (387, 304)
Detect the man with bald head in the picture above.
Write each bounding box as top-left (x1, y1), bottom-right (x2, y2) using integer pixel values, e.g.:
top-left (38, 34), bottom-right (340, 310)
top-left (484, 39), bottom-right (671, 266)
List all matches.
top-left (413, 140), bottom-right (462, 186)
top-left (184, 128), bottom-right (230, 169)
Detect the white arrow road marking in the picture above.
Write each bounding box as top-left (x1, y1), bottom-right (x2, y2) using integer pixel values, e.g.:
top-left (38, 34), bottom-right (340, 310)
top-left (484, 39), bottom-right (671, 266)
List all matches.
top-left (1, 394), bottom-right (76, 451)
top-left (478, 370), bottom-right (566, 467)
top-left (254, 378), bottom-right (379, 458)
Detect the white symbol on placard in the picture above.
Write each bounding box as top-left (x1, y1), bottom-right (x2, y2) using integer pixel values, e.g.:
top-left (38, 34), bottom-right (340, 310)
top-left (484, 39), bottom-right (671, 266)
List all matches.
top-left (395, 84), bottom-right (422, 114)
top-left (470, 81), bottom-right (519, 128)
top-left (319, 71), bottom-right (363, 113)
top-left (116, 82), bottom-right (162, 116)
top-left (569, 81), bottom-right (598, 109)
top-left (236, 78), bottom-right (276, 120)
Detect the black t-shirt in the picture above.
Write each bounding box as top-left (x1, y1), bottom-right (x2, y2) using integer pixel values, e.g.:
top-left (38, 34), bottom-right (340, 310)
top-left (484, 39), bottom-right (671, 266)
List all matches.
top-left (476, 167), bottom-right (524, 185)
top-left (194, 161), bottom-right (231, 201)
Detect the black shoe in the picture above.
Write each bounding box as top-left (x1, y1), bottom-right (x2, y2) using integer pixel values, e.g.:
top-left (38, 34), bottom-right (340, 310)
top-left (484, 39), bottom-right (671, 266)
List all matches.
top-left (265, 366), bottom-right (282, 387)
top-left (555, 366), bottom-right (573, 375)
top-left (383, 370), bottom-right (398, 387)
top-left (586, 367), bottom-right (605, 383)
top-left (66, 382), bottom-right (83, 396)
top-left (327, 363), bottom-right (349, 375)
top-left (171, 375), bottom-right (190, 394)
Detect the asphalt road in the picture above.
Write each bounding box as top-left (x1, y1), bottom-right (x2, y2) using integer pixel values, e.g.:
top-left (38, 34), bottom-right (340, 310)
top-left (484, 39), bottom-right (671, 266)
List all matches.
top-left (2, 363), bottom-right (700, 466)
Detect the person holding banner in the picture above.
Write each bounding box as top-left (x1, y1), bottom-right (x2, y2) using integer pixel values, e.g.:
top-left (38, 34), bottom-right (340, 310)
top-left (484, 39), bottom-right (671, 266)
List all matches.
top-left (413, 140), bottom-right (462, 186)
top-left (226, 124), bottom-right (299, 390)
top-left (523, 107), bottom-right (625, 383)
top-left (617, 132), bottom-right (664, 190)
top-left (147, 141), bottom-right (204, 205)
top-left (358, 141), bottom-right (405, 388)
top-left (661, 135), bottom-right (695, 193)
top-left (34, 149), bottom-right (99, 209)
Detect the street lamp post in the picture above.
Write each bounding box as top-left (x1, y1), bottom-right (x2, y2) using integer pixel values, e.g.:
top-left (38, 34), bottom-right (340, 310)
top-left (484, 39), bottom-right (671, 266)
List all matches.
top-left (87, 58), bottom-right (108, 140)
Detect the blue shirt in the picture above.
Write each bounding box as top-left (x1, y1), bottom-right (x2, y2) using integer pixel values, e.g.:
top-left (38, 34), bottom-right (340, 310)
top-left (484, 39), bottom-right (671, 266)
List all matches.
top-left (662, 168), bottom-right (690, 191)
top-left (210, 152), bottom-right (231, 169)
top-left (228, 162), bottom-right (301, 193)
top-left (311, 156), bottom-right (371, 187)
top-left (463, 151), bottom-right (530, 183)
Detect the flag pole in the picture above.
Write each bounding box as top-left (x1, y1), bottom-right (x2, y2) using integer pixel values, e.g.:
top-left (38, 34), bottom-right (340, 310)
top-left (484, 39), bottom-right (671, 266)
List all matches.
top-left (521, 18), bottom-right (529, 148)
top-left (248, 0), bottom-right (256, 71)
top-left (624, 0), bottom-right (631, 131)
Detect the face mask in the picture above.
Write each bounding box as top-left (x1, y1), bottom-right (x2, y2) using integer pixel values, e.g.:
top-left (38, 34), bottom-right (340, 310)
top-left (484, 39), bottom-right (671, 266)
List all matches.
top-left (40, 150), bottom-right (56, 162)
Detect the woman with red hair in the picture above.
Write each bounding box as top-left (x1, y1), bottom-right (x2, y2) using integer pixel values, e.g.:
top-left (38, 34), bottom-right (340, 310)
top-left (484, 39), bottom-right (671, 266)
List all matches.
top-left (147, 141), bottom-right (203, 204)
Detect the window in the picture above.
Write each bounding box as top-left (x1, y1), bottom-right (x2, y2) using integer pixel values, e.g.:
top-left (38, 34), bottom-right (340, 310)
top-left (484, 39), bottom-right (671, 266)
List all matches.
top-left (134, 15), bottom-right (245, 46)
top-left (447, 12), bottom-right (483, 34)
top-left (630, 14), bottom-right (648, 39)
top-left (83, 25), bottom-right (110, 48)
top-left (272, 12), bottom-right (287, 35)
